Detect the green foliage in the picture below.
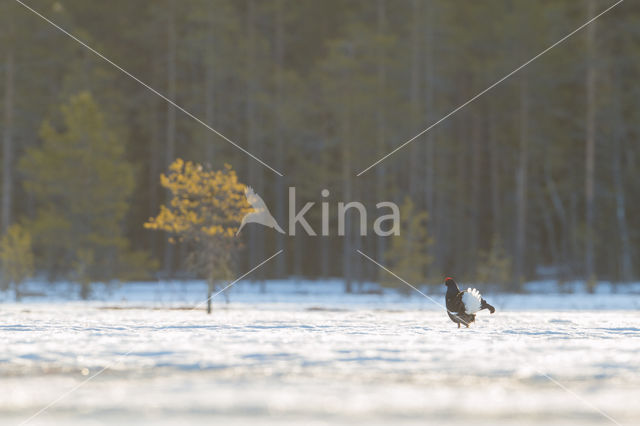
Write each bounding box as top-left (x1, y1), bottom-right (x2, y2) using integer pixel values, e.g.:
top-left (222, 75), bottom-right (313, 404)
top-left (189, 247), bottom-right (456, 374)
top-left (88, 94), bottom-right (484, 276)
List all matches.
top-left (476, 234), bottom-right (512, 289)
top-left (384, 198), bottom-right (433, 291)
top-left (19, 92), bottom-right (153, 296)
top-left (0, 224), bottom-right (34, 297)
top-left (3, 0), bottom-right (640, 285)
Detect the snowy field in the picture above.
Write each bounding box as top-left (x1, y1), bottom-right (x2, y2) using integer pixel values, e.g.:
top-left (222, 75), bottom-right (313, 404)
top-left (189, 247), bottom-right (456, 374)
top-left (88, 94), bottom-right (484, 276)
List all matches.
top-left (1, 280), bottom-right (639, 425)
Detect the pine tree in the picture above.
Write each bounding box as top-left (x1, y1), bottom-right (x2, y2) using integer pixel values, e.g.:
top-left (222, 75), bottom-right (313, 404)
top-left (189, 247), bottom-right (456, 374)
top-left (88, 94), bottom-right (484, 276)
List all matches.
top-left (0, 224), bottom-right (34, 300)
top-left (145, 159), bottom-right (250, 312)
top-left (19, 92), bottom-right (151, 298)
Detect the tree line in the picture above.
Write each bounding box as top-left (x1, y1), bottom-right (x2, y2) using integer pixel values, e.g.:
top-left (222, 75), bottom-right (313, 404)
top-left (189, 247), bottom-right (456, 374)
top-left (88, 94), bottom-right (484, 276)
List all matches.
top-left (0, 0), bottom-right (637, 293)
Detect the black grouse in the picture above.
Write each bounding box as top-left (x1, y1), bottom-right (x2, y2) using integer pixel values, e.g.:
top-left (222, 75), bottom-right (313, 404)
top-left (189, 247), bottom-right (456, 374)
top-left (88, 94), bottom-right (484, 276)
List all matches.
top-left (444, 277), bottom-right (495, 328)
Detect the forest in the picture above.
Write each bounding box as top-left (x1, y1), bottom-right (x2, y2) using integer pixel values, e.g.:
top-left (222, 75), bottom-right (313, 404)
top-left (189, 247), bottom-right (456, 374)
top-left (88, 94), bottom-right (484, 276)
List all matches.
top-left (0, 0), bottom-right (637, 292)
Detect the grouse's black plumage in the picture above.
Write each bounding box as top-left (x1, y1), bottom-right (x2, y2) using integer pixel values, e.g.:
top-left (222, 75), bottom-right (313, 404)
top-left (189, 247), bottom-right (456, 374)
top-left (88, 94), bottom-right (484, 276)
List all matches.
top-left (445, 277), bottom-right (495, 328)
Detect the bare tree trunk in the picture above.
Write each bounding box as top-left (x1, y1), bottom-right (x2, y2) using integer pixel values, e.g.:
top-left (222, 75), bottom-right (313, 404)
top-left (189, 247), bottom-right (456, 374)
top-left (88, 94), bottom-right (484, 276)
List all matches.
top-left (1, 49), bottom-right (14, 233)
top-left (488, 103), bottom-right (501, 239)
top-left (353, 183), bottom-right (362, 292)
top-left (164, 0), bottom-right (177, 276)
top-left (204, 1), bottom-right (216, 163)
top-left (274, 0), bottom-right (287, 278)
top-left (609, 69), bottom-right (632, 282)
top-left (246, 0), bottom-right (265, 288)
top-left (454, 121), bottom-right (466, 275)
top-left (544, 160), bottom-right (568, 276)
top-left (375, 0), bottom-right (387, 277)
top-left (2, 49), bottom-right (15, 233)
top-left (148, 62), bottom-right (161, 259)
top-left (423, 1), bottom-right (435, 216)
top-left (612, 134), bottom-right (631, 282)
top-left (536, 184), bottom-right (558, 262)
top-left (207, 280), bottom-right (213, 314)
top-left (469, 110), bottom-right (481, 273)
top-left (408, 0), bottom-right (421, 200)
top-left (321, 235), bottom-right (330, 277)
top-left (584, 0), bottom-right (597, 285)
top-left (514, 74), bottom-right (529, 289)
top-left (320, 105), bottom-right (331, 279)
top-left (434, 142), bottom-right (448, 273)
top-left (569, 192), bottom-right (579, 276)
top-left (342, 120), bottom-right (352, 293)
top-left (423, 1), bottom-right (437, 283)
top-left (341, 47), bottom-right (353, 293)
top-left (294, 234), bottom-right (303, 278)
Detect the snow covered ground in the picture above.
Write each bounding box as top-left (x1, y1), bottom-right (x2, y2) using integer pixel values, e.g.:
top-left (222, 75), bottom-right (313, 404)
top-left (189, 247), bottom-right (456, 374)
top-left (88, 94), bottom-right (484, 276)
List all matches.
top-left (1, 280), bottom-right (639, 425)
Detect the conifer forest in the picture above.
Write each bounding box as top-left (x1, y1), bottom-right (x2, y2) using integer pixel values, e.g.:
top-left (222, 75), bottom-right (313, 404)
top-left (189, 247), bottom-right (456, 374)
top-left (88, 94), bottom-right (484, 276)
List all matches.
top-left (1, 0), bottom-right (638, 292)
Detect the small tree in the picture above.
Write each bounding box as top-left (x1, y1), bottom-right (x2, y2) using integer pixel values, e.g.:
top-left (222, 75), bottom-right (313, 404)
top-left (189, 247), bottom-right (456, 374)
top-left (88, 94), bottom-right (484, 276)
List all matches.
top-left (384, 197), bottom-right (433, 292)
top-left (145, 159), bottom-right (250, 313)
top-left (19, 92), bottom-right (152, 298)
top-left (0, 224), bottom-right (35, 300)
top-left (476, 234), bottom-right (512, 290)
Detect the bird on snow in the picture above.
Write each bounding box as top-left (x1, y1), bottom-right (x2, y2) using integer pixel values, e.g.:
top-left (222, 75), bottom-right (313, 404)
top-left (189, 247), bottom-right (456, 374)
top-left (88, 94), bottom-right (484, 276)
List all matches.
top-left (444, 277), bottom-right (495, 328)
top-left (236, 186), bottom-right (285, 235)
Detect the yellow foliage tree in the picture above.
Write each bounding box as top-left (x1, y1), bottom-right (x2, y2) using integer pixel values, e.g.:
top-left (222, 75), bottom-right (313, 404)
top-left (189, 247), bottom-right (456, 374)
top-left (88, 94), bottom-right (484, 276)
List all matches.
top-left (0, 224), bottom-right (35, 300)
top-left (145, 159), bottom-right (250, 312)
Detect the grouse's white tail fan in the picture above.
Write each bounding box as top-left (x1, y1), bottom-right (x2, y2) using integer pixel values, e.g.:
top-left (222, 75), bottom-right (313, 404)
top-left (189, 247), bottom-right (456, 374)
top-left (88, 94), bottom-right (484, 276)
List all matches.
top-left (462, 288), bottom-right (483, 314)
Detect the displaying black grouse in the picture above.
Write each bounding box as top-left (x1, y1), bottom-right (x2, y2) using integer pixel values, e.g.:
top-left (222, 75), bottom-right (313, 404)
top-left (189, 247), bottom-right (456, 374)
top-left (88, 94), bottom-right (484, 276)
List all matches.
top-left (444, 277), bottom-right (495, 328)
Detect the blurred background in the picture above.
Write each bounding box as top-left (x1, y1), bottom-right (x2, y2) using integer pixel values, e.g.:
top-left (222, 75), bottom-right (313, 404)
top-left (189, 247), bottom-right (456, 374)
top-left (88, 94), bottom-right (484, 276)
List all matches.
top-left (0, 0), bottom-right (637, 295)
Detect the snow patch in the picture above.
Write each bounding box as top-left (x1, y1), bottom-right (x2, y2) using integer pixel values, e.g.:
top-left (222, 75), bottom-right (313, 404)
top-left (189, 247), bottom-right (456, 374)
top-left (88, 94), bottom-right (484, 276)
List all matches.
top-left (1, 305), bottom-right (639, 425)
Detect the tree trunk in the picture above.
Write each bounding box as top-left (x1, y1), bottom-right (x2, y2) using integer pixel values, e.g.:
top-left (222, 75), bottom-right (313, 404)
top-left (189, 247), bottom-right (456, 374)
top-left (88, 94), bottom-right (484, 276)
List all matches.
top-left (207, 280), bottom-right (213, 314)
top-left (204, 1), bottom-right (216, 163)
top-left (274, 0), bottom-right (287, 278)
top-left (148, 54), bottom-right (162, 259)
top-left (321, 235), bottom-right (330, 277)
top-left (454, 121), bottom-right (466, 275)
top-left (610, 68), bottom-right (632, 282)
top-left (341, 47), bottom-right (353, 293)
top-left (584, 0), bottom-right (597, 286)
top-left (423, 1), bottom-right (436, 283)
top-left (488, 103), bottom-right (502, 239)
top-left (423, 0), bottom-right (435, 216)
top-left (569, 192), bottom-right (579, 276)
top-left (342, 125), bottom-right (352, 293)
top-left (514, 73), bottom-right (529, 289)
top-left (469, 110), bottom-right (481, 273)
top-left (375, 0), bottom-right (387, 278)
top-left (246, 0), bottom-right (265, 288)
top-left (536, 184), bottom-right (557, 263)
top-left (544, 160), bottom-right (568, 275)
top-left (408, 0), bottom-right (421, 200)
top-left (2, 49), bottom-right (15, 233)
top-left (612, 136), bottom-right (631, 282)
top-left (164, 0), bottom-right (177, 276)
